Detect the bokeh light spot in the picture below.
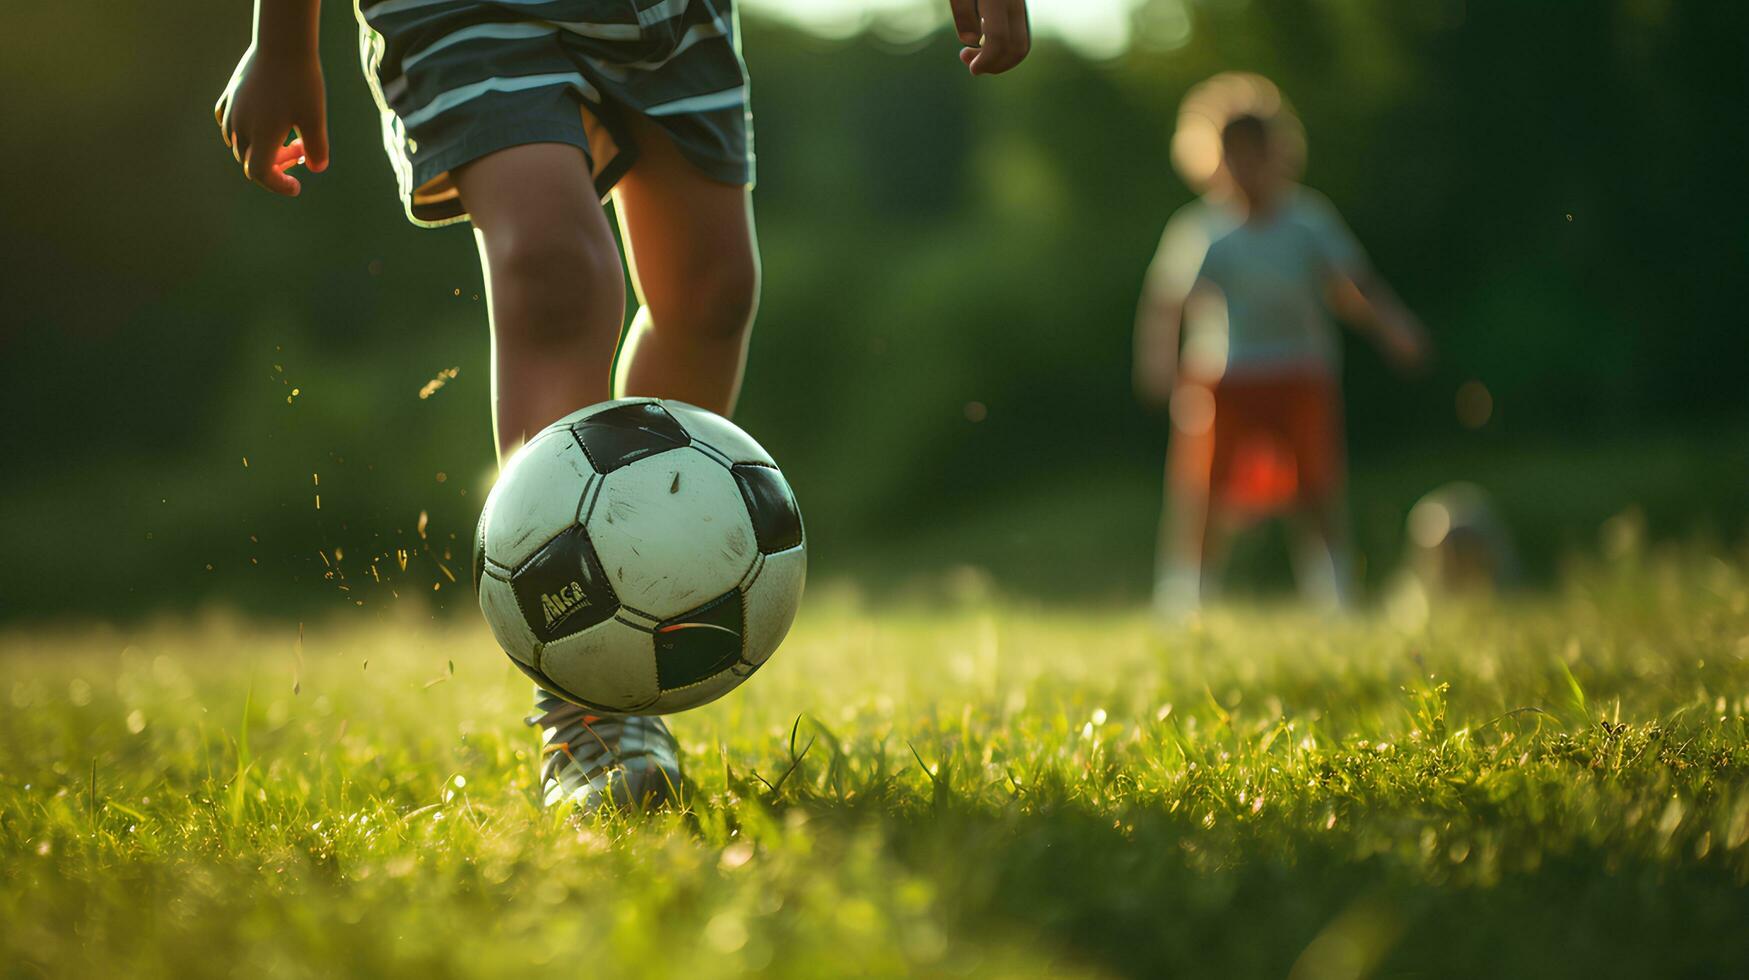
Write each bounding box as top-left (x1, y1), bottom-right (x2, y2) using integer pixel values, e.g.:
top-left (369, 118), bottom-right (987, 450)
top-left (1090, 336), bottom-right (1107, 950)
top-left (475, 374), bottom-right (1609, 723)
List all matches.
top-left (1456, 380), bottom-right (1493, 429)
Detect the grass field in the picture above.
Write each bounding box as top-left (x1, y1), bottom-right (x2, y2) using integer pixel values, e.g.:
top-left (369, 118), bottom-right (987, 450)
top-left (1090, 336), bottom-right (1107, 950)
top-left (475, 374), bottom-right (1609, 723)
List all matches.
top-left (4, 549), bottom-right (1748, 978)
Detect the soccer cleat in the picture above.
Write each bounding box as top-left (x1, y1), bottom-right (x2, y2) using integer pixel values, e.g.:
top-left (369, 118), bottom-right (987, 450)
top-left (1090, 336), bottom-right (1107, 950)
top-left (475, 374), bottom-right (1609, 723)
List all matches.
top-left (530, 688), bottom-right (683, 811)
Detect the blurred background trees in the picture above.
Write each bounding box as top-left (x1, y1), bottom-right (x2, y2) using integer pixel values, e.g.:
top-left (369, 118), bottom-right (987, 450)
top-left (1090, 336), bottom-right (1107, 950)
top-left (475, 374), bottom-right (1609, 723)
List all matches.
top-left (1, 0), bottom-right (1744, 620)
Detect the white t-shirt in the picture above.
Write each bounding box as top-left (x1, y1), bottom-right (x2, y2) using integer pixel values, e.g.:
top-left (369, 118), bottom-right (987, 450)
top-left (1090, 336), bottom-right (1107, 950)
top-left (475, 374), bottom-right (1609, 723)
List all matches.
top-left (1147, 186), bottom-right (1368, 378)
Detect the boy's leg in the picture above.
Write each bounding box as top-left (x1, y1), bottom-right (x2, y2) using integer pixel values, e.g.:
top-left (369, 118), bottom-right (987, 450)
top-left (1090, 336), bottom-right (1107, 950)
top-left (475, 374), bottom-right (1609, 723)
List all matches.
top-left (1289, 497), bottom-right (1355, 612)
top-left (1157, 397), bottom-right (1217, 618)
top-left (1286, 378), bottom-right (1354, 611)
top-left (1200, 505), bottom-right (1242, 604)
top-left (451, 143), bottom-right (627, 458)
top-left (1155, 461), bottom-right (1208, 617)
top-left (609, 116), bottom-right (760, 417)
top-left (455, 144), bottom-right (680, 811)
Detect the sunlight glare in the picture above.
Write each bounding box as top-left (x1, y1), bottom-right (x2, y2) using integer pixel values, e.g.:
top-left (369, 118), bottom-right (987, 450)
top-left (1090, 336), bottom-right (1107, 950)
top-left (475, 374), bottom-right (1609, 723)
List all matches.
top-left (740, 0), bottom-right (1141, 59)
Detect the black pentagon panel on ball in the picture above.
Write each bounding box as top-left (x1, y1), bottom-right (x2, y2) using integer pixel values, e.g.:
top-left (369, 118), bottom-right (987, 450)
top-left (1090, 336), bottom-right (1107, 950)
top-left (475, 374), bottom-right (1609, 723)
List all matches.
top-left (733, 464), bottom-right (803, 554)
top-left (511, 524), bottom-right (620, 642)
top-left (570, 402), bottom-right (691, 474)
top-left (653, 590), bottom-right (744, 691)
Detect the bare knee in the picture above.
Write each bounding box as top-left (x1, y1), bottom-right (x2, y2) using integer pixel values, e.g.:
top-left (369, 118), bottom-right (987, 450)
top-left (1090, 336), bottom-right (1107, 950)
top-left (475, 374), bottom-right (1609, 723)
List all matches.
top-left (653, 258), bottom-right (759, 344)
top-left (487, 224), bottom-right (624, 347)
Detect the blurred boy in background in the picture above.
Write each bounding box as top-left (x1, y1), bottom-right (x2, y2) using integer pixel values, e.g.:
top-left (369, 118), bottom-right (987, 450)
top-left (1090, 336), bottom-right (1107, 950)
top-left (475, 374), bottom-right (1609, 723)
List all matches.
top-left (1135, 74), bottom-right (1428, 617)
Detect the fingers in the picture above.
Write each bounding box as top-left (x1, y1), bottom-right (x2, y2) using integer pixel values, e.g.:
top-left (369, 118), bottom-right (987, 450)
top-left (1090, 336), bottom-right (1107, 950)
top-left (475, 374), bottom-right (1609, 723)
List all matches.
top-left (972, 3), bottom-right (1012, 75)
top-left (947, 0), bottom-right (980, 45)
top-left (276, 139), bottom-right (309, 170)
top-left (1006, 0), bottom-right (1033, 70)
top-left (1388, 329), bottom-right (1429, 373)
top-left (244, 139), bottom-right (302, 197)
top-left (221, 107), bottom-right (319, 195)
top-left (963, 0), bottom-right (1031, 76)
top-left (215, 96), bottom-right (244, 163)
top-left (296, 109), bottom-right (330, 173)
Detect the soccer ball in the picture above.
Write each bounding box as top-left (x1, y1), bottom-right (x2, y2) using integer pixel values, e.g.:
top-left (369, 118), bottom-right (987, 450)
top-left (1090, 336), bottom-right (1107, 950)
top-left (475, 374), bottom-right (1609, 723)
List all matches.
top-left (473, 398), bottom-right (805, 715)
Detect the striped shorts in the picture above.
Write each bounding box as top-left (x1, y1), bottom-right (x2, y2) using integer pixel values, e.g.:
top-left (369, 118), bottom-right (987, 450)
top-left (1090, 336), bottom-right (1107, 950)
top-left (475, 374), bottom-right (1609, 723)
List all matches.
top-left (356, 0), bottom-right (754, 227)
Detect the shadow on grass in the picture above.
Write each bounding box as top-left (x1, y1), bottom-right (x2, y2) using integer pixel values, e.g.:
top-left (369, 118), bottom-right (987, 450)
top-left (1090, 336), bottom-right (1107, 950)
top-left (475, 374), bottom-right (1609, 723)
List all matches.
top-left (736, 796), bottom-right (1749, 978)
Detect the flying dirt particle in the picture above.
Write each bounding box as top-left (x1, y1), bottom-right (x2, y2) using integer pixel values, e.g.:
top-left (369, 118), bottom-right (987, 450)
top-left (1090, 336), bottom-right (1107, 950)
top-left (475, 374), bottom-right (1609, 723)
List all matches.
top-left (436, 472), bottom-right (447, 483)
top-left (314, 495), bottom-right (321, 510)
top-left (417, 511), bottom-right (430, 539)
top-left (419, 367), bottom-right (460, 400)
top-left (242, 457), bottom-right (249, 468)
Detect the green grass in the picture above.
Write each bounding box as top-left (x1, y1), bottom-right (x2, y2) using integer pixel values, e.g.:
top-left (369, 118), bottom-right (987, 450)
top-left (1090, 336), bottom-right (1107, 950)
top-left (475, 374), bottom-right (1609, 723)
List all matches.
top-left (4, 549), bottom-right (1748, 978)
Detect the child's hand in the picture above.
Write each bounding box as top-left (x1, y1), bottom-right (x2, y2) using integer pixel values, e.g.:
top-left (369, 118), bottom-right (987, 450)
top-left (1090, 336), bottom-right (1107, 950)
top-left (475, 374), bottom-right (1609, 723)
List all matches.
top-left (950, 0), bottom-right (1031, 75)
top-left (214, 44), bottom-right (329, 196)
top-left (1379, 320), bottom-right (1431, 374)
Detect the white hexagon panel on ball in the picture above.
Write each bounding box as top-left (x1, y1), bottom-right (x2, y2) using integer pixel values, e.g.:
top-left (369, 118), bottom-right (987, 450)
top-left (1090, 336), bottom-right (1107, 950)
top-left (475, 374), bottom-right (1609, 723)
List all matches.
top-left (586, 448), bottom-right (758, 621)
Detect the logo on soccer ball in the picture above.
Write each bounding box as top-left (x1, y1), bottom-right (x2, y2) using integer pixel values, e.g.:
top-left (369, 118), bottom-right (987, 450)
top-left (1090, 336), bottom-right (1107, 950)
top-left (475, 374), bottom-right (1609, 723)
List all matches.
top-left (540, 581), bottom-right (591, 628)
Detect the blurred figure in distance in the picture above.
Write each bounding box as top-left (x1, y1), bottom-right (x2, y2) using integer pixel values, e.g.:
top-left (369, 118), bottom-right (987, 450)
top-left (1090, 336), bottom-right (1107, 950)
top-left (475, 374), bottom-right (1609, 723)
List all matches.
top-left (1134, 73), bottom-right (1429, 618)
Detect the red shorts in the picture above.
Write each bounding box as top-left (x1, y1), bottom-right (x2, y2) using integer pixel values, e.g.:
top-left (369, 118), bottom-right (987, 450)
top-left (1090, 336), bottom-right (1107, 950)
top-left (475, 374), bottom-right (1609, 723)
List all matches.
top-left (1168, 371), bottom-right (1345, 514)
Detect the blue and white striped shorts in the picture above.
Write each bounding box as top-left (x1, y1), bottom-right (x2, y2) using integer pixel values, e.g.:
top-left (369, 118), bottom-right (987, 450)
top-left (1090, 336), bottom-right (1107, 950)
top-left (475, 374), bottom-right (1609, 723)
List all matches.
top-left (357, 0), bottom-right (754, 227)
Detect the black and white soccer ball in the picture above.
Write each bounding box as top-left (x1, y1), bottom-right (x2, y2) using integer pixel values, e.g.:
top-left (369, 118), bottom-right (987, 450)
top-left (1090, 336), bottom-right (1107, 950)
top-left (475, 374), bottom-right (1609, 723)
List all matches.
top-left (473, 398), bottom-right (805, 715)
